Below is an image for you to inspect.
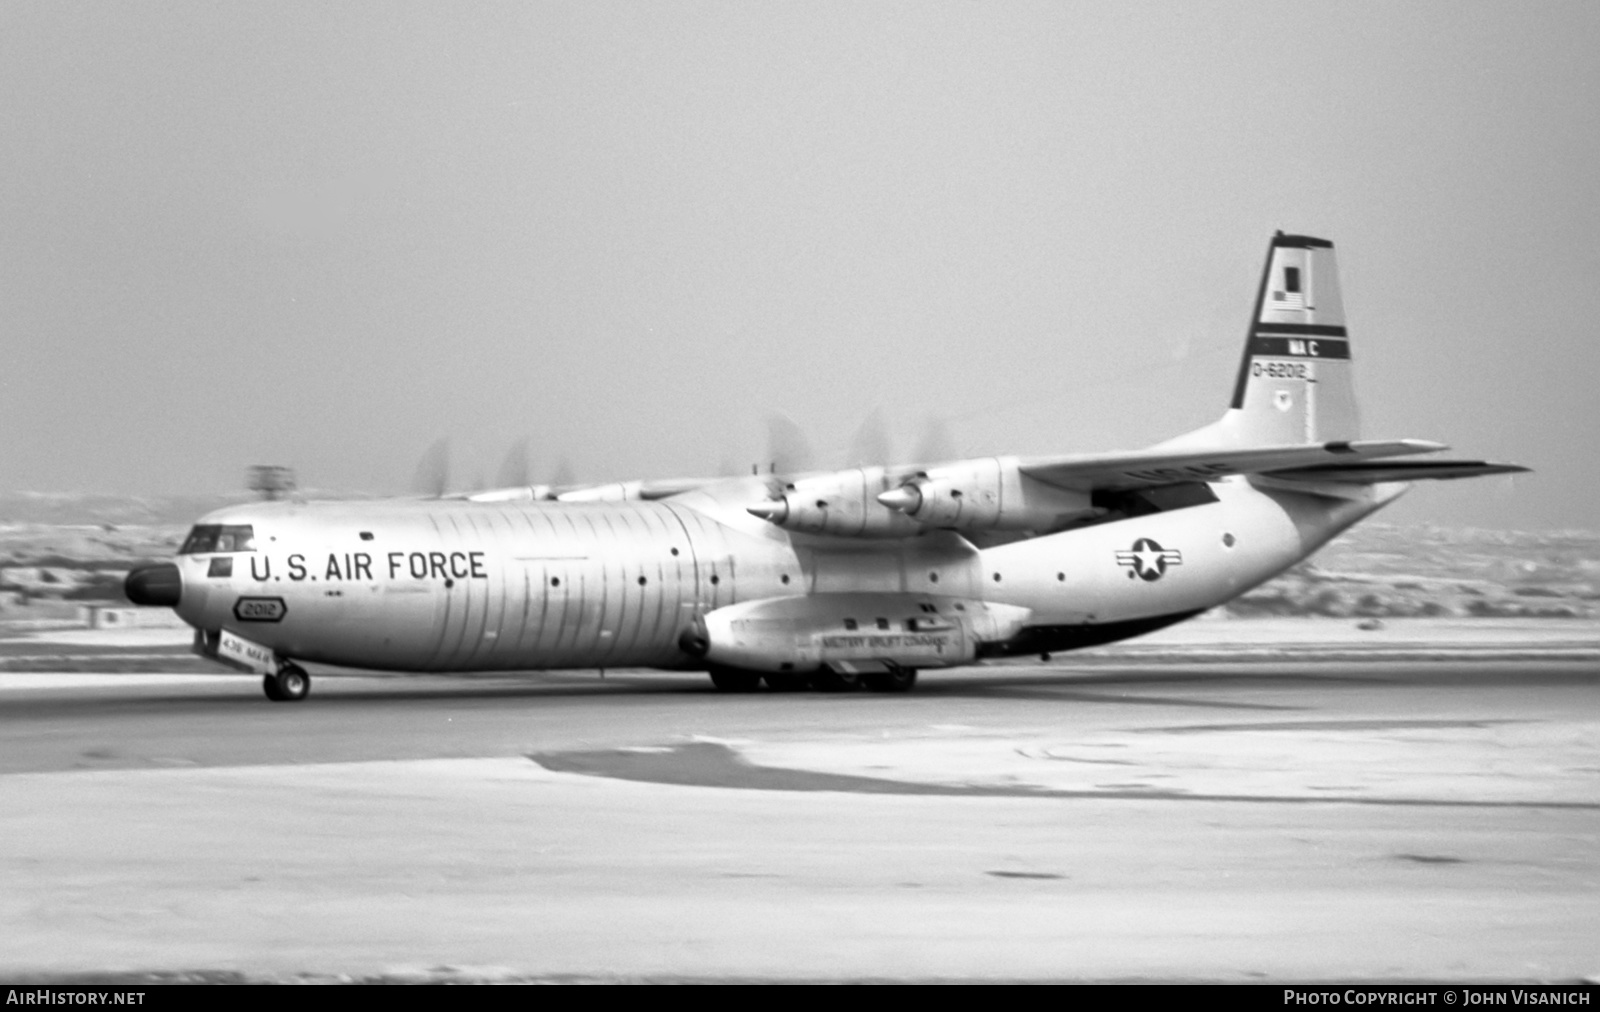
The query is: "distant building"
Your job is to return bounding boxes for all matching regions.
[0,566,82,598]
[79,604,189,629]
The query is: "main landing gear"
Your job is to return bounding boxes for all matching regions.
[707,666,762,692]
[862,666,918,693]
[262,662,311,702]
[815,667,919,692]
[707,665,918,694]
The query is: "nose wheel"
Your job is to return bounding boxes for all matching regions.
[262,663,311,702]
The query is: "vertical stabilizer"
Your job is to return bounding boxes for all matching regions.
[1224,232,1360,444]
[1162,233,1362,451]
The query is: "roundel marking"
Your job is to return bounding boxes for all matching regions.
[1115,538,1184,582]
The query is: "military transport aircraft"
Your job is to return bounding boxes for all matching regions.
[125,233,1524,701]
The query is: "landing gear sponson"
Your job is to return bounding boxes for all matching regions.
[708,665,917,694]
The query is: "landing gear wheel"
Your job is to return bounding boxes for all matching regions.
[763,672,809,692]
[863,666,918,693]
[708,666,762,693]
[810,669,861,693]
[263,663,311,702]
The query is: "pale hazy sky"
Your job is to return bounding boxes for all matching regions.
[2,1,1596,529]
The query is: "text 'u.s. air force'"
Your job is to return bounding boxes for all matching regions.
[243,551,488,583]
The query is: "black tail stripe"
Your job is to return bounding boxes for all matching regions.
[1271,234,1334,250]
[1247,336,1352,360]
[1251,323,1348,337]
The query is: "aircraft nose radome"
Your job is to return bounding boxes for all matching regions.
[125,563,182,607]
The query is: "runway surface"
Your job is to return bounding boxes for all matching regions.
[2,656,1597,983]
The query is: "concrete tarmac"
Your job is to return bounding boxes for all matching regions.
[1,658,1597,983]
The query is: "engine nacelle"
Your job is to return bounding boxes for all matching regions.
[876,456,1098,531]
[746,467,923,538]
[466,485,558,503]
[686,593,1032,673]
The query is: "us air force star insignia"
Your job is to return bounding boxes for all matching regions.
[1115,538,1183,582]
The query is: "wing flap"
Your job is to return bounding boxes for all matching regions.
[1018,439,1446,492]
[1260,460,1529,484]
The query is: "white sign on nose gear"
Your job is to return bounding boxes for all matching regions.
[217,630,277,674]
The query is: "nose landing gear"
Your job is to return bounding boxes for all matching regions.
[196,629,309,701]
[262,662,311,702]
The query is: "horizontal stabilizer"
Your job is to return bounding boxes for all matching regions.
[1259,460,1529,485]
[1018,439,1445,493]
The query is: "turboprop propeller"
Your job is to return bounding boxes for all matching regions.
[419,411,956,513]
[744,411,964,533]
[846,407,892,470]
[410,437,452,498]
[495,437,533,489]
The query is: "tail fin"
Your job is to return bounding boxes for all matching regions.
[1149,234,1527,486]
[1222,232,1360,445]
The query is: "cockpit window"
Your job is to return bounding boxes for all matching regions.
[179,524,256,554]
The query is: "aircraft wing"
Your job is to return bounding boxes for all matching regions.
[1016,439,1449,493]
[636,477,724,500]
[464,476,725,503]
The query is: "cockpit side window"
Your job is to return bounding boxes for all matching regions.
[214,525,255,552]
[179,526,218,554]
[179,524,256,554]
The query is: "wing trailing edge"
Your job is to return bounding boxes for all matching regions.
[1017,439,1447,493]
[1256,460,1529,485]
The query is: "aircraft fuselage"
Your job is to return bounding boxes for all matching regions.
[172,476,1393,673]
